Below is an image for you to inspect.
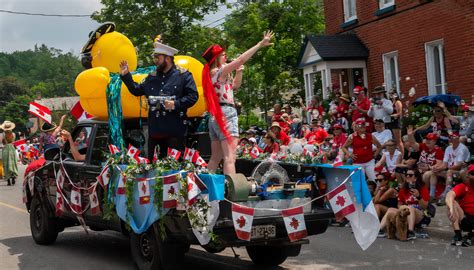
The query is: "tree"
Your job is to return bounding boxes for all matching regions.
[92,0,225,64]
[222,0,325,113]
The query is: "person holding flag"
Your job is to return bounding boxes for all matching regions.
[0,121,18,185]
[202,31,274,174]
[39,114,67,152]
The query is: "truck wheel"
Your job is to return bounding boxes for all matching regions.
[130,227,161,270]
[246,245,299,266]
[29,196,58,245]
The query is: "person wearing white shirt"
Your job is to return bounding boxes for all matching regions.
[430,132,470,205]
[368,86,393,124]
[372,119,393,151]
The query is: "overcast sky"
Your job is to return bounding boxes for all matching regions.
[0,0,232,55]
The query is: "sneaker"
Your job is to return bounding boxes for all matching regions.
[451,235,462,246]
[377,230,386,238]
[436,197,446,206]
[462,236,472,247]
[339,218,350,227]
[429,197,437,204]
[407,231,416,241]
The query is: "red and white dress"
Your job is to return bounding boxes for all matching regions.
[212,68,234,105]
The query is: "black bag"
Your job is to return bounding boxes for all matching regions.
[427,203,436,218]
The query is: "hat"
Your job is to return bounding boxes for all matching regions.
[425,133,439,141]
[340,94,350,103]
[461,104,470,112]
[41,122,58,132]
[353,86,364,95]
[202,44,224,65]
[449,131,460,138]
[0,120,15,131]
[153,36,178,56]
[372,86,386,94]
[332,123,343,130]
[81,22,116,54]
[374,118,385,124]
[271,122,281,129]
[249,137,257,144]
[468,164,474,173]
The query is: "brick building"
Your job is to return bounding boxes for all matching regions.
[298,0,474,103]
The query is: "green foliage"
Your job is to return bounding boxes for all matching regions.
[404,104,432,128]
[238,111,266,131]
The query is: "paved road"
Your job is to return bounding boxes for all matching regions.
[1,165,473,270]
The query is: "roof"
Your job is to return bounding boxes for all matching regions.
[297,34,369,67]
[35,96,80,111]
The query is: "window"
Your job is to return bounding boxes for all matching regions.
[382,51,400,94]
[379,0,395,9]
[425,40,446,95]
[90,127,109,166]
[343,0,357,22]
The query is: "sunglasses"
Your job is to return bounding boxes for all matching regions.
[376,178,385,181]
[434,110,442,113]
[406,173,415,177]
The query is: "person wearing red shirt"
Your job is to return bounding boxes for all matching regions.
[341,118,382,182]
[300,96,324,122]
[350,86,373,132]
[270,122,290,146]
[445,164,474,246]
[271,104,283,122]
[380,169,429,240]
[407,126,445,201]
[331,123,347,150]
[263,132,280,154]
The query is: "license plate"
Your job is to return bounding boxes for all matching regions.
[251,225,276,239]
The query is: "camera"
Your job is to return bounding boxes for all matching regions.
[408,183,416,190]
[394,166,407,174]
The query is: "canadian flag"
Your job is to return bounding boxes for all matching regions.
[28,102,52,124]
[137,178,150,204]
[56,167,66,190]
[327,184,356,221]
[187,173,206,206]
[249,146,261,159]
[138,157,150,164]
[303,148,315,158]
[13,139,27,152]
[184,148,196,162]
[193,151,207,167]
[55,192,65,216]
[231,203,254,241]
[332,150,344,167]
[163,174,179,208]
[108,144,121,155]
[70,101,93,121]
[167,148,181,161]
[282,206,307,242]
[127,144,140,162]
[117,174,126,195]
[27,172,35,196]
[153,145,160,162]
[70,187,82,213]
[96,166,110,188]
[88,186,101,215]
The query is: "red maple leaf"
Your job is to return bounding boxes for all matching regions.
[168,185,175,195]
[36,110,45,116]
[290,217,299,230]
[74,195,80,204]
[236,216,246,228]
[336,195,346,207]
[187,182,194,192]
[141,183,147,194]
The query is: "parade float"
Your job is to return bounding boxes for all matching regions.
[23,23,378,269]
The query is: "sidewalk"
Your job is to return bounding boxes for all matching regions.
[422,205,455,240]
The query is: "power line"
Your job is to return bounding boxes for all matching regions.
[0,9,91,17]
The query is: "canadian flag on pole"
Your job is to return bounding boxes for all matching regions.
[332,150,344,167]
[28,102,52,124]
[282,206,307,242]
[88,186,101,215]
[137,178,150,204]
[327,184,356,221]
[163,174,179,208]
[117,175,126,195]
[153,145,160,162]
[138,157,150,164]
[231,203,254,241]
[249,146,261,159]
[127,144,140,163]
[167,148,181,161]
[192,151,207,167]
[70,187,82,213]
[13,139,27,152]
[96,166,110,188]
[184,148,196,162]
[108,144,121,155]
[187,173,206,206]
[70,101,93,121]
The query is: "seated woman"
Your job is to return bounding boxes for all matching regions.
[263,132,279,154]
[373,173,398,219]
[375,139,402,178]
[379,169,429,240]
[61,130,86,161]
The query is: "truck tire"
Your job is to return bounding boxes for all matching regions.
[246,244,300,266]
[130,227,161,270]
[29,195,58,245]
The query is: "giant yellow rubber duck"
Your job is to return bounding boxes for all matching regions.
[75,22,206,119]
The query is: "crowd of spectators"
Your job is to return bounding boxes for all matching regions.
[237,86,474,246]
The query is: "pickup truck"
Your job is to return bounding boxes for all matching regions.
[24,119,333,269]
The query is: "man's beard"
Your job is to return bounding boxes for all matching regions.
[156,61,167,72]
